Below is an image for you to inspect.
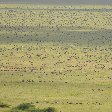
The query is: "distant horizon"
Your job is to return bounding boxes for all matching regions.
[0,0,112,5]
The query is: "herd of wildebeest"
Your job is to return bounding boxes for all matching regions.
[0,5,112,112]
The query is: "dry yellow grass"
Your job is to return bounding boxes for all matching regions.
[0,4,112,112]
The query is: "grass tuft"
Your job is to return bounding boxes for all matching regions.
[0,102,10,108]
[45,107,56,112]
[10,103,56,112]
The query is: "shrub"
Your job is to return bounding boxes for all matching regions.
[10,103,56,112]
[14,103,35,111]
[0,102,9,108]
[46,107,56,112]
[30,109,46,112]
[30,107,56,112]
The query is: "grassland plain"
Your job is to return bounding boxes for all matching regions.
[0,4,112,112]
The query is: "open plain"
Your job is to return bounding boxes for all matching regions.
[0,4,112,112]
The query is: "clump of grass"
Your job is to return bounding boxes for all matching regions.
[0,102,10,108]
[12,103,35,111]
[31,107,56,112]
[45,107,56,112]
[10,103,56,112]
[30,107,56,112]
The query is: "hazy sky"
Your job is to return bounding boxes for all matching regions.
[0,0,112,5]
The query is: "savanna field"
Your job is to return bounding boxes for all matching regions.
[0,4,112,112]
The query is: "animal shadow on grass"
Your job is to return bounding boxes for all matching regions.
[10,103,56,112]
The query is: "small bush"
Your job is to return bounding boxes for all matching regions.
[10,103,56,112]
[46,107,56,112]
[30,109,46,112]
[30,107,56,112]
[0,102,9,108]
[14,103,35,111]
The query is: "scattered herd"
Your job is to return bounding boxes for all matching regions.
[0,5,112,109]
